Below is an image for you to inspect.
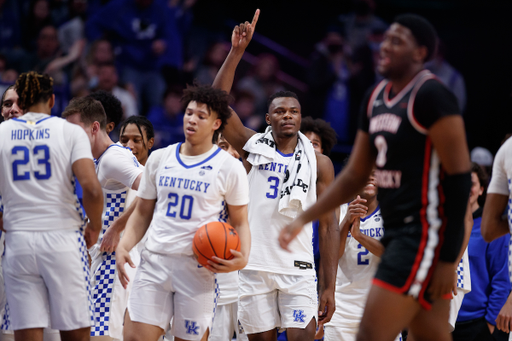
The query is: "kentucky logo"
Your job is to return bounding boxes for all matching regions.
[185,320,199,335]
[293,310,306,323]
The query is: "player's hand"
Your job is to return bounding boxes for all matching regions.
[314,325,324,340]
[318,288,335,326]
[231,9,260,51]
[279,218,305,251]
[488,322,495,334]
[496,294,512,332]
[116,246,135,289]
[207,250,247,273]
[427,260,457,300]
[152,39,166,56]
[349,218,362,239]
[84,221,101,249]
[100,226,121,253]
[347,195,368,224]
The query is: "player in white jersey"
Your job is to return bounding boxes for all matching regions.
[0,71,104,341]
[116,84,251,341]
[62,97,143,340]
[209,133,248,341]
[482,136,512,335]
[213,11,339,341]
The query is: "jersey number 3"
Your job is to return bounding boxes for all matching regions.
[12,145,52,181]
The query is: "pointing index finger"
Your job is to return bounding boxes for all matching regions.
[252,9,260,29]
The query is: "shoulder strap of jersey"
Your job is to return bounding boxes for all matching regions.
[407,71,437,135]
[367,80,388,118]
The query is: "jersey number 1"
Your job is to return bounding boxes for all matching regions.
[12,145,52,181]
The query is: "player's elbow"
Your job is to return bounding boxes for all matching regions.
[481,223,497,243]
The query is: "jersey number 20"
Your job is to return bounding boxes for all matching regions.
[12,145,52,181]
[166,193,194,220]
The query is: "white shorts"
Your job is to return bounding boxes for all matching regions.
[2,230,93,331]
[128,250,216,340]
[209,302,248,341]
[323,325,402,341]
[238,270,317,334]
[449,290,466,331]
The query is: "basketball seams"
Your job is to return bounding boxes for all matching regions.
[205,224,219,257]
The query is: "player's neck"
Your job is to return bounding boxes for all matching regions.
[92,132,114,159]
[273,133,298,155]
[26,103,51,115]
[181,140,214,156]
[364,196,379,218]
[389,65,424,94]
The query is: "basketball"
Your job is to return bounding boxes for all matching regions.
[192,221,241,267]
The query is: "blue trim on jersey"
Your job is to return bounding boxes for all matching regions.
[276,149,294,157]
[175,142,222,169]
[11,118,27,123]
[360,205,380,222]
[95,143,129,165]
[36,116,53,124]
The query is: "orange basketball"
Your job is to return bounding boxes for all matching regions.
[192,221,241,267]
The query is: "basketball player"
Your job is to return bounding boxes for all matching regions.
[62,97,143,340]
[323,171,402,341]
[116,84,250,341]
[0,71,104,341]
[209,133,247,341]
[280,14,471,341]
[1,85,21,121]
[213,10,339,341]
[300,117,337,156]
[88,90,125,135]
[119,116,156,166]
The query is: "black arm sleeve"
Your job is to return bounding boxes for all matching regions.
[413,79,460,129]
[439,172,471,262]
[358,86,375,133]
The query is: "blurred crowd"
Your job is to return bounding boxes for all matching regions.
[0,0,467,151]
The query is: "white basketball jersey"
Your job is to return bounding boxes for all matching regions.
[244,151,315,276]
[216,272,239,305]
[487,138,512,284]
[328,204,384,327]
[138,143,249,256]
[94,144,143,245]
[0,113,93,231]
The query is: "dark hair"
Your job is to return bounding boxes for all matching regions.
[181,84,232,132]
[15,72,54,110]
[119,116,155,149]
[87,90,123,128]
[267,91,299,110]
[300,117,337,156]
[62,96,107,130]
[1,85,15,107]
[471,162,488,207]
[394,14,437,62]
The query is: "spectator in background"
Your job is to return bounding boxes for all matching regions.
[194,41,229,86]
[23,0,53,52]
[232,90,262,131]
[336,0,387,51]
[236,53,284,113]
[86,0,180,113]
[0,55,19,95]
[96,62,138,119]
[471,146,494,179]
[147,85,184,149]
[307,29,350,143]
[26,25,67,83]
[58,0,88,54]
[452,163,510,341]
[0,0,22,52]
[427,41,467,113]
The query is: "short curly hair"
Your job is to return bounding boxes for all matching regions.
[87,90,123,128]
[181,84,232,133]
[300,117,337,156]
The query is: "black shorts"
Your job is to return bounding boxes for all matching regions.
[373,221,453,310]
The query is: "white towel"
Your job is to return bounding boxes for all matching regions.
[243,127,317,218]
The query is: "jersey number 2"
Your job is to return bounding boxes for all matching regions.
[12,145,52,181]
[357,243,369,265]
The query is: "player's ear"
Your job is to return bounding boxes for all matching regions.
[414,46,428,63]
[265,113,271,125]
[92,121,101,135]
[48,94,55,109]
[106,122,115,134]
[212,118,221,131]
[147,137,155,150]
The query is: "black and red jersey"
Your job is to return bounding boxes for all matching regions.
[359,70,460,229]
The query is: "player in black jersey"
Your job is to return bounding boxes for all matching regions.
[280,14,471,341]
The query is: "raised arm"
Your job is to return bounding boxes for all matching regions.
[316,153,340,326]
[212,10,260,160]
